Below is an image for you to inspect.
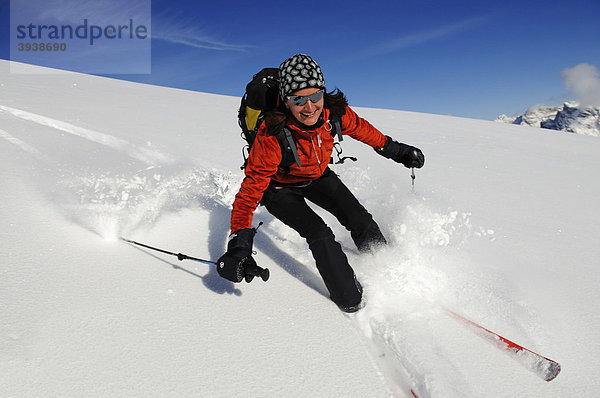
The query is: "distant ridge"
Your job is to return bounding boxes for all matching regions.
[496,102,600,137]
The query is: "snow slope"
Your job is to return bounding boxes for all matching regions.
[2,60,599,397]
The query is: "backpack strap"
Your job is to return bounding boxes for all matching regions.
[273,127,301,172]
[281,127,302,167]
[328,111,358,165]
[329,113,343,142]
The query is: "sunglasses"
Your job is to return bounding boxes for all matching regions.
[286,89,324,106]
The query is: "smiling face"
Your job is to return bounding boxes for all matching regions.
[285,87,324,126]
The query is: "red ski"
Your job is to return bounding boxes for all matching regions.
[444,307,561,382]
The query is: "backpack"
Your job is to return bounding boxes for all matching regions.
[237,67,354,172]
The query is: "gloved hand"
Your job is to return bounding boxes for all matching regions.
[217,228,262,283]
[375,136,425,168]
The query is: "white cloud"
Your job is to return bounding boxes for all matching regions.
[561,63,600,108]
[19,1,252,52]
[152,32,250,52]
[152,14,251,52]
[361,15,490,58]
[20,0,150,25]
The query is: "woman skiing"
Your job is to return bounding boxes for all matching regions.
[217,54,424,312]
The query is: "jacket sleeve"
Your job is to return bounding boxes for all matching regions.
[340,106,388,148]
[230,132,281,232]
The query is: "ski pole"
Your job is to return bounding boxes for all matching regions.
[120,237,270,282]
[408,147,421,192]
[121,237,215,264]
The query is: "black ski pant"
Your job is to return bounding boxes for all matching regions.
[261,168,386,307]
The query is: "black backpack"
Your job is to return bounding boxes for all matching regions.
[237,67,353,171]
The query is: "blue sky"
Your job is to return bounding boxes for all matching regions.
[2,0,600,120]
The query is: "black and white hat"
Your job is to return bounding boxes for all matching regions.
[279,54,325,99]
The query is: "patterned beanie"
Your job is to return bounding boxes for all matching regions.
[279,54,326,99]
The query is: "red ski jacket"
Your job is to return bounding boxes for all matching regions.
[230,106,388,232]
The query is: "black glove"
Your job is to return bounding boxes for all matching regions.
[375,136,425,168]
[217,228,263,283]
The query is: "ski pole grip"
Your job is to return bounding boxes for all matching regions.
[244,264,270,282]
